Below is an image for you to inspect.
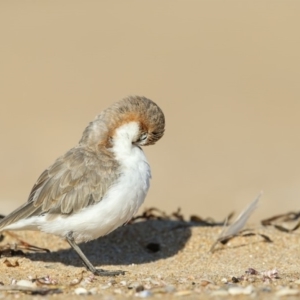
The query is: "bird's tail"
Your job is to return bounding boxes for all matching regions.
[0,201,41,232]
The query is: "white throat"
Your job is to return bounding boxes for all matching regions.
[111,121,140,160]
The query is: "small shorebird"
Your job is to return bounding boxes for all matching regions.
[0,96,165,276]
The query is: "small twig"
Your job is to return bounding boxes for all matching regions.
[261,211,300,232]
[4,231,50,252]
[261,212,300,226]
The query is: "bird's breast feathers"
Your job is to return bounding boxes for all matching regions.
[39,146,151,242]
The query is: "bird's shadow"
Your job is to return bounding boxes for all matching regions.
[26,220,192,267]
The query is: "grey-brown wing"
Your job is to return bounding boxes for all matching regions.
[0,147,120,230]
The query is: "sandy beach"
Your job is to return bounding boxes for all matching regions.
[0,213,300,299]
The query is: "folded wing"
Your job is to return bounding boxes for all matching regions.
[0,146,120,230]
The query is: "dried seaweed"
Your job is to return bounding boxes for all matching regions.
[0,231,50,257]
[241,232,272,243]
[274,222,300,232]
[130,207,227,227]
[261,211,300,232]
[5,231,50,252]
[130,207,182,222]
[261,212,300,225]
[217,230,272,246]
[189,214,232,226]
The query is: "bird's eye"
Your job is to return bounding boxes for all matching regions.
[139,133,148,142]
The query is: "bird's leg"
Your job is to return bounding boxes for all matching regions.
[66,232,125,276]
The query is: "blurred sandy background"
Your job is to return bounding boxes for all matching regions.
[0,1,299,222]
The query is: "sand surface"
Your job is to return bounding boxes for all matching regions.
[0,217,300,299]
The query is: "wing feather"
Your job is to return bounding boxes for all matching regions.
[0,146,120,231]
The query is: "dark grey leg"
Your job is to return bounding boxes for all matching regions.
[66,232,125,276]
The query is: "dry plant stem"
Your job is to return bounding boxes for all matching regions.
[261,212,300,226]
[261,211,300,232]
[66,232,125,276]
[5,231,50,252]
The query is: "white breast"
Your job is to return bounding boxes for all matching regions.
[38,122,151,242]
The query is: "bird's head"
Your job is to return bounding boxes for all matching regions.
[80,96,165,151]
